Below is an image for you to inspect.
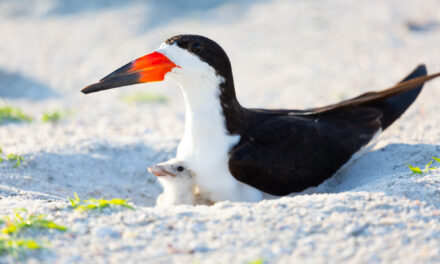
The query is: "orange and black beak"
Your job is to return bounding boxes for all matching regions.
[81,51,178,94]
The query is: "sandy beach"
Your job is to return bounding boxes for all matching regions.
[1,0,440,263]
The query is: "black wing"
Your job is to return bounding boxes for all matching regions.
[228,107,382,195]
[229,65,436,195]
[250,65,432,130]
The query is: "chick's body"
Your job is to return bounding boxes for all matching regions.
[149,158,213,206]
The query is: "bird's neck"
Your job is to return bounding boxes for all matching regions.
[218,77,246,134]
[179,74,243,136]
[176,74,242,161]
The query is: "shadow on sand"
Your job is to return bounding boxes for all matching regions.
[50,0,266,31]
[0,69,58,100]
[320,143,440,208]
[2,0,264,31]
[47,0,260,16]
[0,141,175,206]
[2,139,439,208]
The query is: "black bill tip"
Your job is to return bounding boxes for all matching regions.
[81,73,142,94]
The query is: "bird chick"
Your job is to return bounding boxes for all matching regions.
[148,158,213,207]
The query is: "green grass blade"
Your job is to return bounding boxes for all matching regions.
[0,106,33,124]
[69,198,77,207]
[248,259,264,264]
[432,157,440,163]
[406,163,423,174]
[23,240,41,250]
[6,154,24,168]
[110,199,135,210]
[121,92,168,104]
[1,212,66,235]
[69,193,135,212]
[33,220,67,231]
[41,111,62,123]
[424,160,433,172]
[2,225,18,235]
[0,238,42,257]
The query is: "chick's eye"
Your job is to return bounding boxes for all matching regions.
[177,166,184,172]
[189,42,202,54]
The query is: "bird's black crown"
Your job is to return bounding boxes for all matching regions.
[165,34,233,80]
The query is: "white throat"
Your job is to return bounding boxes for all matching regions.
[157,177,195,205]
[157,44,263,202]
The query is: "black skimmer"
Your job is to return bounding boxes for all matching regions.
[82,35,440,201]
[149,158,213,206]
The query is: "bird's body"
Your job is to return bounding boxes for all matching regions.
[160,44,264,201]
[82,35,440,202]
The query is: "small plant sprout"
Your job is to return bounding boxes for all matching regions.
[247,259,265,264]
[1,210,67,235]
[407,163,423,174]
[406,157,440,174]
[69,193,135,212]
[41,109,73,123]
[41,110,62,123]
[121,92,168,104]
[6,154,24,168]
[0,209,66,258]
[0,106,32,124]
[0,237,42,258]
[432,157,440,163]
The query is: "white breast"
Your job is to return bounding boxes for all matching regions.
[157,44,263,202]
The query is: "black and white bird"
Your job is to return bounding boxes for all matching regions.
[82,35,440,202]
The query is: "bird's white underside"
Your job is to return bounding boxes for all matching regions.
[157,44,263,202]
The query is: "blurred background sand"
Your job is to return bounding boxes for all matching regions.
[0,0,440,263]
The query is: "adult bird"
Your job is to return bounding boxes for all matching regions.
[82,35,440,202]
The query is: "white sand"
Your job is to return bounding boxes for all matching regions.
[0,0,440,263]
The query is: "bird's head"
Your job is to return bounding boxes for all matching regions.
[148,158,193,180]
[81,35,232,94]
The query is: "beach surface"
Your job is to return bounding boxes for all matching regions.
[0,0,440,263]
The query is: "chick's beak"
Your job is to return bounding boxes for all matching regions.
[148,166,171,177]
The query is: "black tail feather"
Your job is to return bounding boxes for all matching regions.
[366,65,427,129]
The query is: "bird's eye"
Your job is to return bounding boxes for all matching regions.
[189,42,202,54]
[177,166,184,172]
